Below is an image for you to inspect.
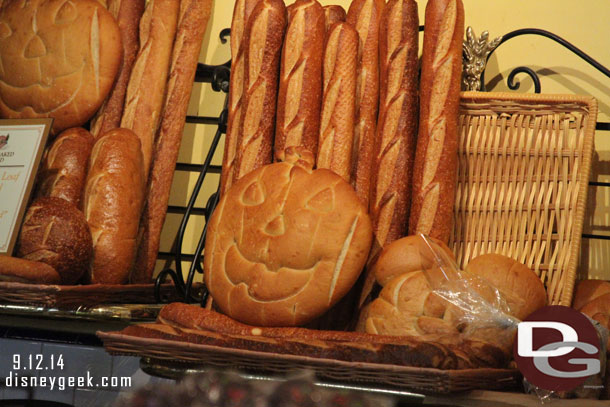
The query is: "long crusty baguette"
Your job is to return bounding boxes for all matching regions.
[274,0,325,162]
[370,0,419,249]
[120,0,180,179]
[35,128,94,209]
[409,0,464,243]
[323,5,346,31]
[153,303,508,369]
[131,0,213,283]
[346,0,384,207]
[84,129,145,284]
[317,22,358,182]
[359,0,419,308]
[220,0,258,197]
[0,256,61,285]
[232,0,287,182]
[90,0,145,139]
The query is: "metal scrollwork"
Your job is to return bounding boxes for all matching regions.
[462,27,502,91]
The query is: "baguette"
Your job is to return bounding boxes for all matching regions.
[220,0,259,196]
[154,303,507,369]
[84,129,145,284]
[120,0,180,179]
[0,256,61,285]
[232,0,287,182]
[409,0,464,243]
[35,128,94,209]
[131,0,213,283]
[346,0,384,206]
[274,0,325,162]
[323,5,346,31]
[90,0,146,139]
[360,0,419,308]
[317,22,358,181]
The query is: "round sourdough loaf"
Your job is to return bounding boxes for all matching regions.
[17,197,92,285]
[204,147,373,326]
[0,0,122,134]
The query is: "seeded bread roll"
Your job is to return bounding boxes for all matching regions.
[409,0,465,243]
[131,0,213,283]
[346,0,385,206]
[317,22,358,182]
[220,0,259,196]
[84,129,145,284]
[35,128,94,209]
[120,0,180,179]
[232,0,287,182]
[90,0,146,138]
[274,0,325,162]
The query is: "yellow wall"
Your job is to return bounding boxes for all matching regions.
[161,0,610,281]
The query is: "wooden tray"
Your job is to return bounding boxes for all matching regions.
[0,282,196,308]
[98,330,521,394]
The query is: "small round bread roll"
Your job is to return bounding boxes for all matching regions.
[0,256,61,285]
[465,254,547,321]
[373,235,455,287]
[204,147,373,326]
[0,0,122,134]
[572,279,610,311]
[17,197,93,284]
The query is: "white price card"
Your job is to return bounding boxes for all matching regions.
[0,118,52,255]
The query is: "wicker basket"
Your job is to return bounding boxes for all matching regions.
[451,92,597,306]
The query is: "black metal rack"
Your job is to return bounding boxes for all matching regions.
[154,27,610,305]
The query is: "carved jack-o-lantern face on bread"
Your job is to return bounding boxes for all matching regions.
[0,0,121,134]
[204,148,373,327]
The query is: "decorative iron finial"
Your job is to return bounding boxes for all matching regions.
[463,27,502,91]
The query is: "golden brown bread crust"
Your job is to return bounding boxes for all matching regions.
[131,0,213,284]
[274,0,325,162]
[346,0,385,206]
[205,147,372,326]
[84,129,145,284]
[17,197,93,285]
[572,279,610,311]
[317,22,358,182]
[409,0,464,243]
[35,128,94,209]
[0,0,122,135]
[465,254,547,320]
[371,0,419,250]
[232,0,287,182]
[577,293,610,350]
[155,303,507,368]
[323,5,346,31]
[0,256,61,285]
[120,0,180,179]
[90,0,146,139]
[220,0,259,196]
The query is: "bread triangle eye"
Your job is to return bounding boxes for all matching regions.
[0,22,11,40]
[241,181,265,206]
[24,34,46,58]
[54,0,78,25]
[306,187,334,212]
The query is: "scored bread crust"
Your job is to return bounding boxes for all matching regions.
[35,128,94,209]
[317,22,358,182]
[84,129,145,284]
[0,0,122,135]
[205,148,372,327]
[409,0,465,243]
[346,0,385,207]
[322,4,346,31]
[232,0,287,182]
[120,0,180,179]
[220,0,259,196]
[131,0,213,283]
[90,0,146,139]
[274,0,325,162]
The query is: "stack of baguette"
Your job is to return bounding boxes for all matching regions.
[220,0,464,314]
[0,0,213,286]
